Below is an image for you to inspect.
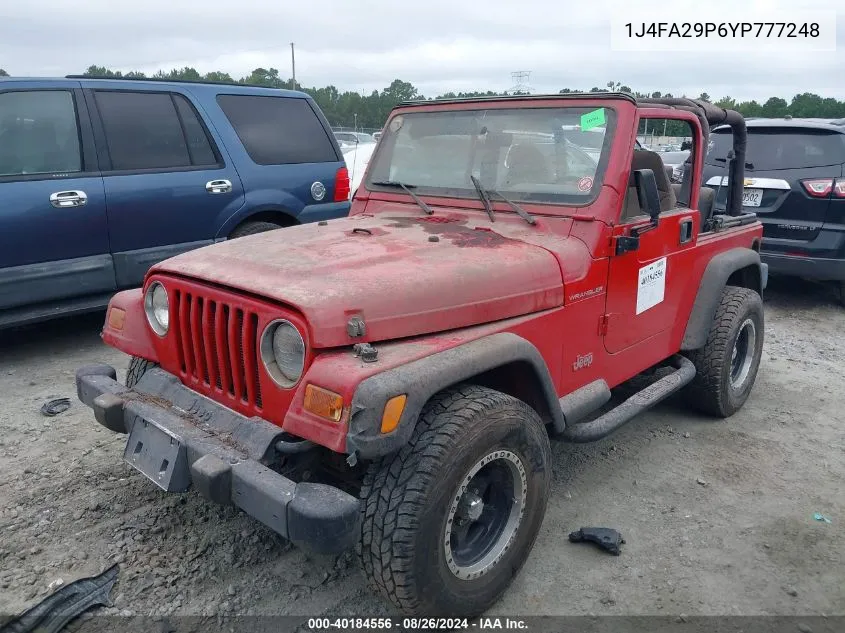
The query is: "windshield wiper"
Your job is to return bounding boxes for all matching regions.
[470,176,536,225]
[470,175,496,222]
[371,180,433,215]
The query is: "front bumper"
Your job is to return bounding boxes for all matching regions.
[75,364,360,555]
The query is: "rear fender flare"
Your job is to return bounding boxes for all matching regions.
[345,332,564,459]
[681,247,764,350]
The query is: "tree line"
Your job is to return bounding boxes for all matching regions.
[2,66,844,131]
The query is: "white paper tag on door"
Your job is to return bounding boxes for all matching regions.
[636,257,667,315]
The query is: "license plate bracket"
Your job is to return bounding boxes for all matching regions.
[123,418,190,492]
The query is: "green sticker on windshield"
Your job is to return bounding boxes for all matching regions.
[581,108,606,131]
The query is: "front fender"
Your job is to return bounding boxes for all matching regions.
[345,332,563,459]
[101,289,158,362]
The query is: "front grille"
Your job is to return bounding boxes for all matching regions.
[172,289,263,410]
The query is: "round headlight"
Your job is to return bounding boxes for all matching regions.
[260,320,305,388]
[144,282,169,336]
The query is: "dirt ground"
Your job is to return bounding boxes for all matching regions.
[1,277,843,627]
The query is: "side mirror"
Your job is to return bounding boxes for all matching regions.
[633,168,661,223]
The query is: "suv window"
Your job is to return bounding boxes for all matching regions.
[95,91,217,171]
[217,94,337,165]
[706,127,845,170]
[0,90,81,177]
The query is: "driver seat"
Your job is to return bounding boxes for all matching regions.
[621,149,677,221]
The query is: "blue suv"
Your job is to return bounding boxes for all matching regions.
[0,76,351,328]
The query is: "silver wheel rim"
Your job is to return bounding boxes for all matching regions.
[443,449,527,581]
[730,318,757,389]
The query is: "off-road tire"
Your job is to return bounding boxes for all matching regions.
[356,385,552,617]
[228,221,282,239]
[126,357,158,388]
[685,286,764,417]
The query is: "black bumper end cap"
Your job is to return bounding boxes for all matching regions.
[191,454,233,506]
[93,393,127,433]
[287,482,361,555]
[76,363,118,381]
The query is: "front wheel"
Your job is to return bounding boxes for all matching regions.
[685,286,764,417]
[357,385,551,616]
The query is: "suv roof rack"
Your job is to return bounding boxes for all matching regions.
[64,74,292,90]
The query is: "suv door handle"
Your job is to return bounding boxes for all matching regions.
[679,218,694,244]
[50,190,88,208]
[206,179,232,194]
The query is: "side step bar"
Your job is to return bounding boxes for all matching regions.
[561,355,696,443]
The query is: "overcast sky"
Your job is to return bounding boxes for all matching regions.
[2,0,842,102]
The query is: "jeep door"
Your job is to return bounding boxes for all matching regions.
[0,82,114,321]
[81,83,245,288]
[603,116,701,356]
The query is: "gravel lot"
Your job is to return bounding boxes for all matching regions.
[1,277,843,627]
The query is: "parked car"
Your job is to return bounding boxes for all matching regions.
[660,150,690,183]
[0,76,350,328]
[334,131,375,147]
[372,131,382,141]
[342,141,377,198]
[703,117,845,303]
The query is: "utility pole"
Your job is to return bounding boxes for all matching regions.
[290,42,296,91]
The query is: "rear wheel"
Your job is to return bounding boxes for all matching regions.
[228,221,282,239]
[357,385,551,616]
[126,357,158,388]
[685,286,764,417]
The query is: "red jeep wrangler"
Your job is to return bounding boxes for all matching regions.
[76,94,766,616]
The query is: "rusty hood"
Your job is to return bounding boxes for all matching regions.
[152,209,565,348]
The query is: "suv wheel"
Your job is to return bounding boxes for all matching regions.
[685,286,764,417]
[228,221,282,239]
[357,385,551,616]
[126,356,158,388]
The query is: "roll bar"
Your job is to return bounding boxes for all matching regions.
[637,98,747,216]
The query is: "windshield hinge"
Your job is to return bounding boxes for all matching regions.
[598,314,609,336]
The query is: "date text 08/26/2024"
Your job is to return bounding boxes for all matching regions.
[306,617,528,630]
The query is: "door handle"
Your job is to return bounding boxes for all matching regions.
[50,190,88,208]
[679,218,694,244]
[206,179,232,194]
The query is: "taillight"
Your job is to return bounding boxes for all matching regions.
[334,166,350,202]
[833,179,845,198]
[801,178,834,197]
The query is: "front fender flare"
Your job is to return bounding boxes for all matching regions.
[681,247,763,351]
[101,289,158,362]
[345,332,563,459]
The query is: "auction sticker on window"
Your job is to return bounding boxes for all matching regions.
[636,257,666,315]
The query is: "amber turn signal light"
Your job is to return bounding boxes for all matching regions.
[108,307,126,331]
[381,395,407,434]
[303,384,344,422]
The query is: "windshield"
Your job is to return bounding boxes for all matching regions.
[706,127,845,170]
[366,106,615,205]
